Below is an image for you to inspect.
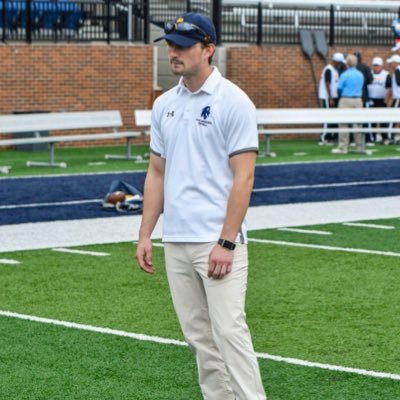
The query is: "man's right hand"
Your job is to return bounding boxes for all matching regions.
[136,238,156,274]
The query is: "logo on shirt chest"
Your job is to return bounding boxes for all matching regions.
[196,106,212,127]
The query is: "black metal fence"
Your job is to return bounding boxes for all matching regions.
[1,0,399,45]
[222,4,400,46]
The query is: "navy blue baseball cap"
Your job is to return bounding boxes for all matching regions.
[154,12,217,48]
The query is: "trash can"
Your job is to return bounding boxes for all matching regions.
[13,111,49,152]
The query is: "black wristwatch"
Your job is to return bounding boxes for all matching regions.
[217,238,236,251]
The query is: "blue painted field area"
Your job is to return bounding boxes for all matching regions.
[1,159,399,225]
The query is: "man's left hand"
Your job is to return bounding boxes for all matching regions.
[208,245,234,279]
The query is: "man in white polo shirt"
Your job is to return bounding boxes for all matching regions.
[367,56,392,143]
[135,12,266,400]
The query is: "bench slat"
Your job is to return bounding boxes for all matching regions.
[256,108,400,125]
[134,108,400,126]
[0,131,141,147]
[0,111,123,134]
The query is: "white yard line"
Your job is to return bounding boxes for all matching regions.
[52,248,110,257]
[0,199,101,210]
[343,222,396,230]
[252,179,400,192]
[3,177,398,210]
[248,238,400,257]
[0,309,399,381]
[0,259,20,265]
[0,169,148,181]
[277,228,332,235]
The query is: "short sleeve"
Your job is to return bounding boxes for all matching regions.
[224,95,259,158]
[325,68,332,83]
[386,74,392,88]
[149,100,164,157]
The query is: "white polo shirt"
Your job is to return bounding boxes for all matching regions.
[150,67,258,243]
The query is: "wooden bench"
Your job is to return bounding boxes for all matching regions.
[0,110,144,172]
[132,108,400,158]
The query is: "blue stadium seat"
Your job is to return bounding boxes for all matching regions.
[0,1,22,29]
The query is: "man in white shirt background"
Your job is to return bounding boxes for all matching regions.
[367,56,392,144]
[318,52,346,145]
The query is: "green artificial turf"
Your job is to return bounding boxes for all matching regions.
[1,219,400,399]
[1,140,400,177]
[1,316,399,400]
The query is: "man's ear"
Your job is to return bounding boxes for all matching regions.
[205,43,216,59]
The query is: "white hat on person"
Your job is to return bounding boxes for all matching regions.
[372,57,383,66]
[332,52,345,63]
[386,54,400,63]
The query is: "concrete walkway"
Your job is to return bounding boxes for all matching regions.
[1,195,399,253]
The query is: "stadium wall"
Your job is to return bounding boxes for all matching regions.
[226,45,394,108]
[0,43,153,146]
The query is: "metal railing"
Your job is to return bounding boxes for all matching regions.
[1,0,149,43]
[1,0,399,45]
[224,4,400,45]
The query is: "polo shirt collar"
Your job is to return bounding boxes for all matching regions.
[177,67,222,95]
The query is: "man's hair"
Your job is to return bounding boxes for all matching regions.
[346,54,358,67]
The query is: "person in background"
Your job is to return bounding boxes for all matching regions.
[135,12,267,400]
[331,54,365,154]
[367,57,392,144]
[354,52,374,144]
[318,52,346,145]
[386,54,400,144]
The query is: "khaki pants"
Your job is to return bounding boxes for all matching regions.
[164,242,266,400]
[338,97,364,152]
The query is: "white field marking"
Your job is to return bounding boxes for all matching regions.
[248,238,400,257]
[256,156,400,167]
[152,242,165,248]
[0,169,148,181]
[52,248,110,257]
[0,199,101,210]
[255,353,400,381]
[0,309,399,381]
[277,228,332,235]
[293,152,308,156]
[343,222,396,230]
[87,162,107,166]
[2,179,398,210]
[0,259,20,265]
[252,178,400,193]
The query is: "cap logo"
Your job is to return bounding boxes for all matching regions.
[176,17,184,23]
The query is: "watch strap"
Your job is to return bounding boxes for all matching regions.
[217,238,236,250]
